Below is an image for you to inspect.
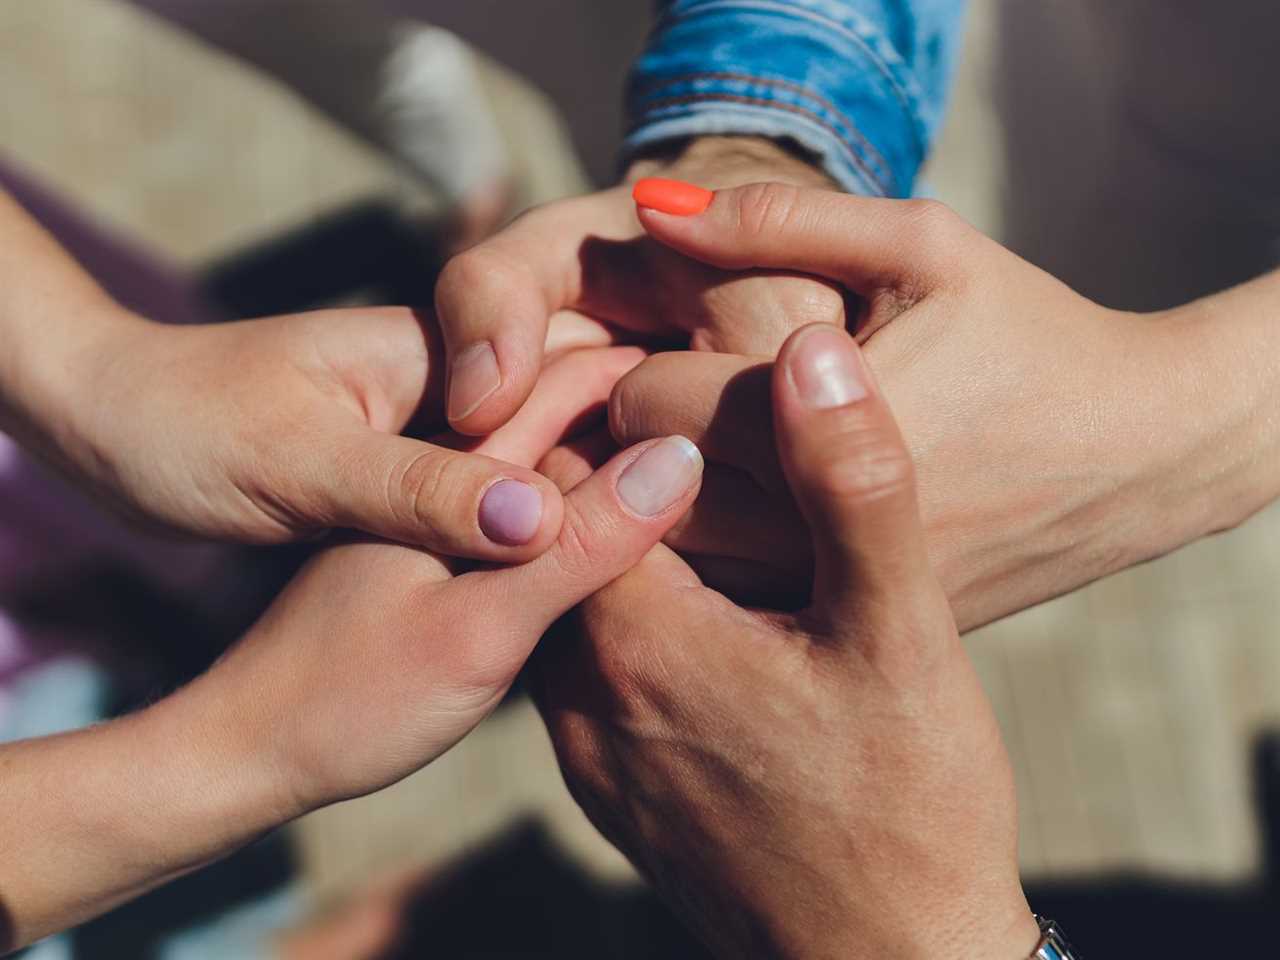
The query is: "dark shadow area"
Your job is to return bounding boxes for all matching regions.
[71,833,297,960]
[9,545,309,712]
[1018,732,1280,954]
[684,360,812,611]
[201,200,442,318]
[369,820,712,960]
[363,730,1280,958]
[0,902,15,959]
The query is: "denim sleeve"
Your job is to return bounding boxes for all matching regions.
[624,0,968,197]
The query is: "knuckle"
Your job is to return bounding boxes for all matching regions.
[608,353,679,443]
[393,450,475,541]
[442,622,531,701]
[538,446,587,494]
[898,199,964,259]
[865,199,968,317]
[608,366,655,444]
[901,197,958,233]
[437,247,527,310]
[550,503,615,583]
[607,373,637,444]
[815,424,917,506]
[795,278,848,327]
[734,182,804,246]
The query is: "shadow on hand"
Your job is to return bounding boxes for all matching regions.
[683,361,812,611]
[576,234,853,355]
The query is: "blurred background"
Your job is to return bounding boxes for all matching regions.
[4,1,1280,957]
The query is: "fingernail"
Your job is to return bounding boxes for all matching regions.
[479,479,544,546]
[632,178,714,217]
[448,342,501,422]
[617,436,703,517]
[788,325,869,409]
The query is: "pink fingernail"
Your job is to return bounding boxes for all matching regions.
[617,436,703,517]
[788,325,868,409]
[479,479,543,545]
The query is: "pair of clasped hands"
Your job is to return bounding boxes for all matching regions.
[19,142,1213,953]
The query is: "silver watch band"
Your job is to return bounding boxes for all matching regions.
[1030,916,1078,959]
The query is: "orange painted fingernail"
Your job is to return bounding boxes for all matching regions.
[632,178,714,217]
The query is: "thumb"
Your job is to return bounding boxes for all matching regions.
[771,323,944,633]
[476,435,704,631]
[320,429,565,562]
[633,178,964,298]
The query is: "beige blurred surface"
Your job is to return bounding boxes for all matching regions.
[4,0,1280,927]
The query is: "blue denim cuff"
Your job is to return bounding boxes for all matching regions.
[625,0,966,197]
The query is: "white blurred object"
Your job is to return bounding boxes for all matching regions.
[131,3,518,240]
[380,25,511,208]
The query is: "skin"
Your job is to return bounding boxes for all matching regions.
[609,182,1280,630]
[0,189,610,562]
[432,135,848,441]
[534,325,1041,960]
[436,135,1280,628]
[0,346,704,952]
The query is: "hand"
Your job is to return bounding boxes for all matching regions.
[433,136,847,438]
[182,346,704,813]
[616,180,1219,630]
[0,190,608,561]
[63,307,608,561]
[0,345,705,952]
[535,325,1040,960]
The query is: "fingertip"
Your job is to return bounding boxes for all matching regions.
[632,178,714,217]
[478,478,545,546]
[475,470,564,560]
[446,341,539,436]
[614,435,704,520]
[774,323,874,417]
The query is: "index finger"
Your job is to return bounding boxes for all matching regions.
[434,189,641,436]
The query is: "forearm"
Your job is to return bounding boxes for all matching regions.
[0,191,141,468]
[0,683,293,952]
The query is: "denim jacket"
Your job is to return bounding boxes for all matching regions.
[625,0,968,197]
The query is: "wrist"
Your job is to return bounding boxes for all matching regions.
[1163,287,1280,536]
[0,686,296,948]
[765,896,1040,960]
[132,681,301,858]
[624,136,839,191]
[169,664,312,832]
[1,303,147,471]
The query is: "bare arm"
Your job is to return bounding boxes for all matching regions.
[0,346,702,952]
[0,191,138,470]
[0,189,590,560]
[608,181,1280,630]
[0,687,290,950]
